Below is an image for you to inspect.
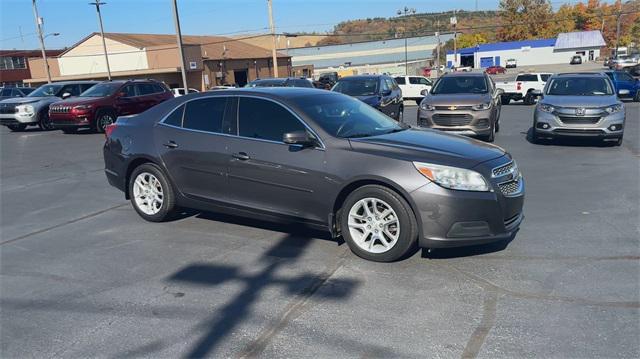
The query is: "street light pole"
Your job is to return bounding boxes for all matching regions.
[89,1,111,80]
[267,0,278,78]
[171,0,188,90]
[396,6,416,76]
[31,0,51,83]
[451,11,458,68]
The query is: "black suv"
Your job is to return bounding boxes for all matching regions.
[332,75,404,121]
[245,78,314,88]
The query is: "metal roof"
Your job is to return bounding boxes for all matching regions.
[554,31,606,50]
[448,38,556,55]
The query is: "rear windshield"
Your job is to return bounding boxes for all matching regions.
[430,76,488,94]
[546,77,613,96]
[332,78,379,96]
[80,82,122,97]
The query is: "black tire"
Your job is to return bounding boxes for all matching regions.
[613,137,623,146]
[6,124,27,132]
[480,122,496,142]
[415,99,422,105]
[396,106,404,122]
[94,109,116,133]
[38,111,54,131]
[531,128,541,144]
[340,185,418,262]
[128,163,177,222]
[635,91,640,102]
[495,119,500,133]
[501,96,510,105]
[523,93,534,105]
[61,128,78,134]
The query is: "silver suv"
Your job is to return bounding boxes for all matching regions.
[532,73,625,146]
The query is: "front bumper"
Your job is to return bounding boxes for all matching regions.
[410,158,524,249]
[0,113,38,125]
[534,108,625,139]
[417,108,493,137]
[50,113,94,128]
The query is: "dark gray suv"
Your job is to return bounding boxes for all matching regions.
[104,88,524,262]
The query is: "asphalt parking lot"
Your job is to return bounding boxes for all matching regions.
[1,101,639,358]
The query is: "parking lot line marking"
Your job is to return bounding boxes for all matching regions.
[0,203,128,246]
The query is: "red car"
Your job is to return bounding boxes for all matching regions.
[49,79,173,133]
[485,66,507,75]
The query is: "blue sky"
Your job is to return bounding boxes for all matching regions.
[1,0,585,50]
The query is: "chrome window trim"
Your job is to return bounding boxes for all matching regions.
[157,94,326,150]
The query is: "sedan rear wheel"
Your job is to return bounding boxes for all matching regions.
[129,163,176,222]
[341,185,418,262]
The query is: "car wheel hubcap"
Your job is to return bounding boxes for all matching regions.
[133,172,164,215]
[348,197,399,254]
[99,115,114,131]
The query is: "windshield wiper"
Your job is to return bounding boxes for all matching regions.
[343,133,375,138]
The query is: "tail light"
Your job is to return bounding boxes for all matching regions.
[517,82,522,91]
[104,123,117,139]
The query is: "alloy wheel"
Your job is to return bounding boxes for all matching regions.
[347,197,400,254]
[132,172,164,215]
[97,114,115,133]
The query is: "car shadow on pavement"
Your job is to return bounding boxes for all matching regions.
[524,127,620,147]
[159,231,359,358]
[421,232,517,259]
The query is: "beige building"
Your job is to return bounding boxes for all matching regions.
[26,32,291,89]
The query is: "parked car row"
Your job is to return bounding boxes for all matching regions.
[0,79,174,133]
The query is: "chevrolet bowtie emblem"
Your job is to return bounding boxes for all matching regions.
[448,106,457,111]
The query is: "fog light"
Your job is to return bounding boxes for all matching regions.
[536,122,550,129]
[608,124,623,131]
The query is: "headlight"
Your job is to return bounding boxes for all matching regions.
[74,105,93,111]
[16,104,35,115]
[413,162,490,192]
[605,104,623,114]
[420,103,435,111]
[472,102,492,111]
[538,103,555,113]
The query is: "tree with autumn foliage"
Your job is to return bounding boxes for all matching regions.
[496,0,555,41]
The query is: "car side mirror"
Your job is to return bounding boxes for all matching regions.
[420,89,429,96]
[618,89,630,96]
[61,92,72,99]
[283,130,315,147]
[381,89,392,96]
[495,88,504,96]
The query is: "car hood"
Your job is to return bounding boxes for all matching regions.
[0,96,56,105]
[541,95,619,108]
[424,93,491,106]
[51,97,101,106]
[349,128,506,168]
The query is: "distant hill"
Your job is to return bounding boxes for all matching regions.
[235,34,325,50]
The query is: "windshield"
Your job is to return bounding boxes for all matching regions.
[293,93,407,138]
[546,77,613,96]
[28,84,63,97]
[80,82,122,97]
[430,76,488,94]
[245,79,285,87]
[332,78,379,96]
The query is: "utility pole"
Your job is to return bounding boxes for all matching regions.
[396,6,416,75]
[267,0,278,78]
[31,0,51,83]
[451,11,458,68]
[89,1,112,80]
[171,0,188,90]
[436,19,441,77]
[614,13,621,58]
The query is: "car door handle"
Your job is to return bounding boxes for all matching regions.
[163,141,178,149]
[232,152,250,161]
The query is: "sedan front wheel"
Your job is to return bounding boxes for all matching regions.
[129,163,177,222]
[340,185,418,262]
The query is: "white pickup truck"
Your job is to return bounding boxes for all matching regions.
[394,76,433,104]
[497,73,553,105]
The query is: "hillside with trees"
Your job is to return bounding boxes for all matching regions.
[315,0,639,51]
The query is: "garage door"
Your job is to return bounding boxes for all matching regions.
[480,57,494,68]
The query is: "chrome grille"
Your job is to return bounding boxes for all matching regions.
[432,114,473,126]
[492,161,516,178]
[558,116,600,124]
[50,105,72,114]
[499,178,522,196]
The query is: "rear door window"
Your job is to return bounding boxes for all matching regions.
[394,77,406,85]
[409,77,431,85]
[182,97,227,133]
[164,104,185,127]
[516,74,538,82]
[238,97,305,142]
[136,83,157,96]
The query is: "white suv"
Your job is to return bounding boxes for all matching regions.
[394,76,433,104]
